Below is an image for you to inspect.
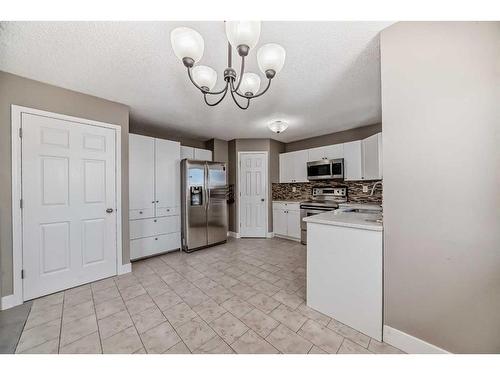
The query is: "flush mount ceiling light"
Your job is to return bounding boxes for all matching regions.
[171,21,286,110]
[268,120,289,134]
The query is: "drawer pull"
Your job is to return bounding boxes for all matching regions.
[166,208,170,212]
[154,219,157,222]
[139,211,143,214]
[155,238,158,240]
[152,201,155,204]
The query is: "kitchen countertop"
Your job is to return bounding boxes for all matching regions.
[303,203,383,231]
[272,200,303,204]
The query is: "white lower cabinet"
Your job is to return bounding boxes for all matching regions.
[273,202,301,240]
[131,232,181,260]
[130,216,180,240]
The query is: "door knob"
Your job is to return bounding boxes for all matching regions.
[106,208,114,213]
[261,198,265,202]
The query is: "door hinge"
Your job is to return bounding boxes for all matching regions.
[20,199,23,209]
[19,128,22,138]
[21,269,25,279]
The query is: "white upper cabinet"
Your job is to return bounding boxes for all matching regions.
[363,133,383,180]
[180,146,194,159]
[129,134,155,216]
[307,144,343,161]
[194,148,213,161]
[277,132,383,182]
[343,140,363,181]
[181,145,212,161]
[155,138,181,212]
[279,150,308,183]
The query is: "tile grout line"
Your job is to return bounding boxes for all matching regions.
[90,283,104,353]
[57,292,65,354]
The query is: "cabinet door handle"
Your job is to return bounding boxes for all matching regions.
[156,200,159,203]
[155,238,158,240]
[139,211,143,214]
[154,219,157,222]
[151,201,155,204]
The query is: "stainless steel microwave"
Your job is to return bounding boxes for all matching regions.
[307,158,344,180]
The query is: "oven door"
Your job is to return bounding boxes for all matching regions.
[300,206,335,244]
[307,160,332,180]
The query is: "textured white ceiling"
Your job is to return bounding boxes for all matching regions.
[0,21,393,142]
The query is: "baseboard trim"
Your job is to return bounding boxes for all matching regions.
[118,263,132,275]
[266,232,274,238]
[383,325,450,354]
[227,231,241,239]
[274,234,301,243]
[1,294,23,311]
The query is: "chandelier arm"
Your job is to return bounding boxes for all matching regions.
[187,67,227,95]
[231,55,246,93]
[203,85,229,106]
[229,86,250,110]
[233,78,272,99]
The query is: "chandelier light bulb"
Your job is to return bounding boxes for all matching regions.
[257,43,286,75]
[239,73,261,96]
[225,21,261,51]
[170,27,205,63]
[192,65,217,91]
[268,120,289,134]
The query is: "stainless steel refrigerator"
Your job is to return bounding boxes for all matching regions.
[181,160,228,252]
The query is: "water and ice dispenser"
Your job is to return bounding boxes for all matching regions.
[190,186,203,206]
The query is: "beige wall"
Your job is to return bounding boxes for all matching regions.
[285,123,381,152]
[227,138,285,233]
[381,22,500,353]
[0,71,130,298]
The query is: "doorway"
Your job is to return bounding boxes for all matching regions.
[11,106,123,303]
[238,152,268,238]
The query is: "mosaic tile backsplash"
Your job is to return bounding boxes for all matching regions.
[272,180,383,204]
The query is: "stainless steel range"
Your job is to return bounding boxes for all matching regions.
[300,186,347,244]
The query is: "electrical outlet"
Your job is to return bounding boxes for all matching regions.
[292,187,297,192]
[362,185,369,193]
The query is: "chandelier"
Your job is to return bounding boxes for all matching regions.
[170,21,286,110]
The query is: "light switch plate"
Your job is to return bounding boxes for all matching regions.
[362,185,369,193]
[292,187,297,192]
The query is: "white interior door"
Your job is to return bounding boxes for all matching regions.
[21,113,118,300]
[239,152,267,237]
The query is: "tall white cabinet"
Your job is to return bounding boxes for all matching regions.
[129,134,181,260]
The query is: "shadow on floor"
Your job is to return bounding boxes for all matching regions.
[0,301,32,354]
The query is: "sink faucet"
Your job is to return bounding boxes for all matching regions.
[370,181,383,196]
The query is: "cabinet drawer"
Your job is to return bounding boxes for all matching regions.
[130,232,181,260]
[156,206,179,217]
[129,208,155,220]
[129,216,180,240]
[273,202,300,211]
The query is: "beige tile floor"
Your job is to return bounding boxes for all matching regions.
[15,237,404,354]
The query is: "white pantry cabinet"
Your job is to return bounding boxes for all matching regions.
[273,202,301,240]
[307,144,343,161]
[129,134,181,260]
[180,145,212,161]
[279,150,308,183]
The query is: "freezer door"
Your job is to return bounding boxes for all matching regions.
[207,162,228,245]
[182,160,208,250]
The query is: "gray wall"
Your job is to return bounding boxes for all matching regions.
[130,122,206,149]
[285,123,381,152]
[381,22,500,353]
[0,71,130,298]
[227,139,285,233]
[206,139,229,163]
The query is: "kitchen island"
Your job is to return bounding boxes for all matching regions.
[303,205,383,340]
